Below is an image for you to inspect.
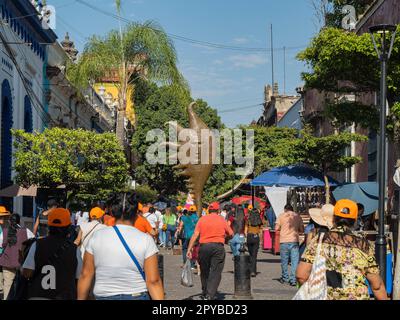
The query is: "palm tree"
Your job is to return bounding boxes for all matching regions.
[67,20,185,146]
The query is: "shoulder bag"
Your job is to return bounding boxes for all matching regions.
[113,226,145,281]
[292,233,328,300]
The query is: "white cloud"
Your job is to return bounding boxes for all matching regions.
[233,37,250,44]
[228,54,267,68]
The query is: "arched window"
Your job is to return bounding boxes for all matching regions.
[24,96,33,133]
[1,80,14,209]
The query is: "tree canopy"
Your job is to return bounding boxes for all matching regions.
[13,128,129,203]
[297,26,400,142]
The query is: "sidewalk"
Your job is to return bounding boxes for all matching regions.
[161,246,297,300]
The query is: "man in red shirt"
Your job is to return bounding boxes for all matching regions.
[187,202,233,300]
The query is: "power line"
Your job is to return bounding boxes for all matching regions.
[0,21,103,129]
[218,103,264,114]
[74,0,305,53]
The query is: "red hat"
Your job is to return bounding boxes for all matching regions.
[208,202,220,211]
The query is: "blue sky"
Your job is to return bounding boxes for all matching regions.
[49,0,318,127]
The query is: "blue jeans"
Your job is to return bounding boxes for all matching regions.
[159,229,166,245]
[280,242,300,284]
[95,293,150,300]
[166,225,176,248]
[229,234,245,257]
[182,237,196,267]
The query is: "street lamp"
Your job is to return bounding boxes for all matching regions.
[369,24,397,286]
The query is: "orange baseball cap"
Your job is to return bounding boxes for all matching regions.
[0,206,10,217]
[189,205,197,212]
[334,199,358,220]
[90,207,105,219]
[177,206,183,211]
[48,208,71,227]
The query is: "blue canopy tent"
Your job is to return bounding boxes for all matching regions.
[250,165,339,187]
[333,182,378,216]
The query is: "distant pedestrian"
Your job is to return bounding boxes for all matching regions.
[228,206,246,257]
[178,207,199,267]
[158,208,167,247]
[0,206,11,297]
[0,213,34,299]
[296,199,387,300]
[245,208,263,277]
[33,199,59,236]
[265,205,276,230]
[22,208,82,300]
[187,202,233,300]
[276,204,304,287]
[133,203,157,237]
[77,196,164,300]
[144,207,162,234]
[163,208,177,250]
[76,207,107,258]
[220,205,229,220]
[75,210,89,227]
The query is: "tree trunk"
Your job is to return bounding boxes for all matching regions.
[324,175,330,204]
[394,216,400,300]
[116,108,126,147]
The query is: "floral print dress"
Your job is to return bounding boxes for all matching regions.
[301,226,380,300]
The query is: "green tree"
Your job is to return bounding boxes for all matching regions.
[300,127,368,203]
[13,128,129,205]
[297,26,400,160]
[67,20,185,145]
[311,0,375,29]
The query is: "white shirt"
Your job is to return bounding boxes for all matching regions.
[79,221,107,258]
[86,224,159,297]
[221,210,227,220]
[144,211,162,229]
[75,211,89,226]
[22,242,83,279]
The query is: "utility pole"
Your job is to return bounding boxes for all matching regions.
[270,24,274,87]
[283,46,286,95]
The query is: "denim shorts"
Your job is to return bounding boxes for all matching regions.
[95,292,150,300]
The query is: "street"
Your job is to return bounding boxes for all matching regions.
[162,246,297,300]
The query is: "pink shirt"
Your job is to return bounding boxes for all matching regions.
[276,211,304,244]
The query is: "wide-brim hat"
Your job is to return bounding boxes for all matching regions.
[309,204,334,229]
[0,206,10,217]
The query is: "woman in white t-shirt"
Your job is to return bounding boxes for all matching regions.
[77,196,164,300]
[75,207,107,258]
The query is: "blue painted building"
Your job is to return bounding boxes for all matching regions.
[0,0,57,212]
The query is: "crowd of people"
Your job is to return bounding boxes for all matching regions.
[0,190,391,301]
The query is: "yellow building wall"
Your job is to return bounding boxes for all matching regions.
[94,83,135,125]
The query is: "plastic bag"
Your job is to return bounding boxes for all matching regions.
[181,260,194,287]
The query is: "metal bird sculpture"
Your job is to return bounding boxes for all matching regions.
[167,102,215,217]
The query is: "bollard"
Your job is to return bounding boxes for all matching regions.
[233,244,253,300]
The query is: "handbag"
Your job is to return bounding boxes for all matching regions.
[113,226,145,280]
[292,233,328,300]
[181,260,194,287]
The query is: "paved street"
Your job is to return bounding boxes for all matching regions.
[161,246,297,300]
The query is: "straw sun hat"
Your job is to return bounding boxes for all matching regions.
[308,204,335,229]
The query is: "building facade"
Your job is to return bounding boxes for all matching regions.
[301,0,400,204]
[257,83,300,127]
[0,0,116,217]
[0,0,57,213]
